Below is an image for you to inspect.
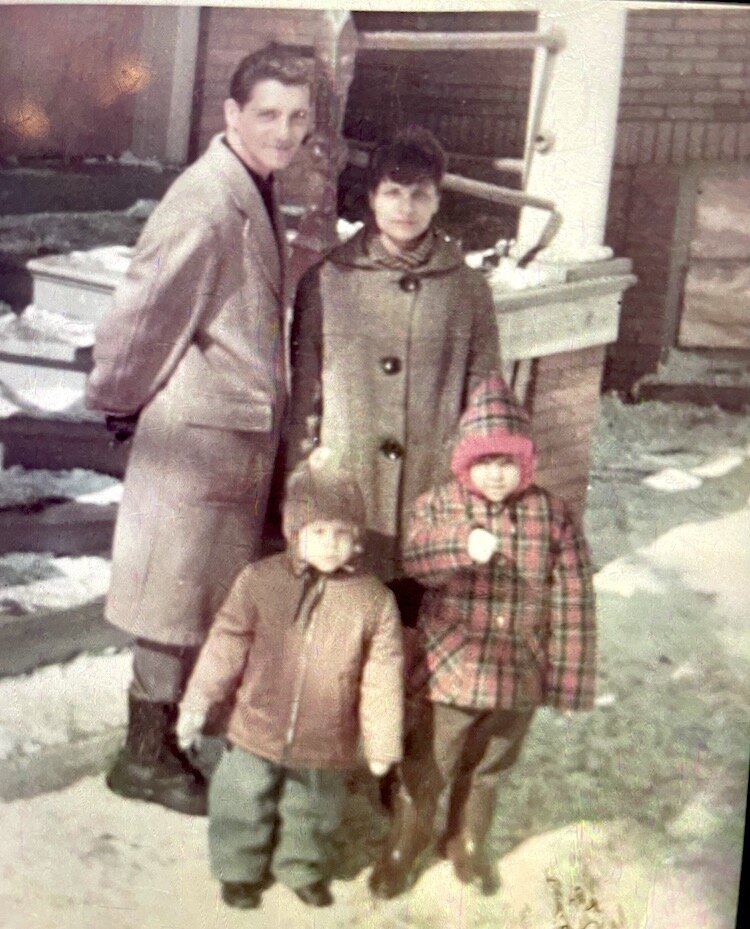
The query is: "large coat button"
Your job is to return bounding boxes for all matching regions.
[380,356,402,375]
[380,439,404,460]
[399,274,420,293]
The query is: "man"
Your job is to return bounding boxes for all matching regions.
[86,43,313,815]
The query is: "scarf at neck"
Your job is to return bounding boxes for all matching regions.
[366,227,437,271]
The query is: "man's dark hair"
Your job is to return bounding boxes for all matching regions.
[366,126,447,193]
[229,42,314,106]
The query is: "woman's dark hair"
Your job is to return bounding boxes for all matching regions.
[229,42,314,106]
[366,127,447,193]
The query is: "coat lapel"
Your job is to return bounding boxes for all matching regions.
[208,134,283,301]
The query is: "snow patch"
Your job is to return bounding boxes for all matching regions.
[594,558,666,597]
[0,651,130,759]
[0,554,111,613]
[0,465,121,509]
[689,448,746,479]
[642,467,703,492]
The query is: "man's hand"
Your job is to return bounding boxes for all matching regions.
[105,412,140,444]
[176,704,208,750]
[467,528,500,564]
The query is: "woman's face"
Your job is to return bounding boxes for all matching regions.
[368,177,440,253]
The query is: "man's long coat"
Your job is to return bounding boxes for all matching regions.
[86,135,286,645]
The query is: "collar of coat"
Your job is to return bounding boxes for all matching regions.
[205,133,284,298]
[327,226,468,276]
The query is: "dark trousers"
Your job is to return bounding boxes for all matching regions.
[130,637,199,703]
[208,745,346,890]
[403,700,535,837]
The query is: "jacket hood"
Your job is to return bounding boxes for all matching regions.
[451,373,537,495]
[327,226,467,275]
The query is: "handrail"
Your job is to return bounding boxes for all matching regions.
[358,30,563,53]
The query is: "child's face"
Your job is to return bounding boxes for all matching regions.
[469,455,522,503]
[296,519,357,573]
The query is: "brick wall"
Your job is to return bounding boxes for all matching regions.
[528,346,606,518]
[605,6,750,390]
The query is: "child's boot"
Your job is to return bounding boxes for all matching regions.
[445,783,499,895]
[294,880,334,907]
[368,782,433,899]
[221,880,265,909]
[106,694,208,815]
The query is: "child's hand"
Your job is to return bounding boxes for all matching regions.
[176,704,208,749]
[468,528,500,564]
[369,761,391,777]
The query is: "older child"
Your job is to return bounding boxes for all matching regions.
[178,449,403,910]
[369,374,597,898]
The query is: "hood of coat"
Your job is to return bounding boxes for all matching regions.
[328,226,467,276]
[451,373,537,496]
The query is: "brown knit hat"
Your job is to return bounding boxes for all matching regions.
[283,447,367,541]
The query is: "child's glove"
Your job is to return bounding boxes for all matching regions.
[468,527,500,564]
[176,702,209,749]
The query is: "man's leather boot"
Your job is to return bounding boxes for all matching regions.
[368,783,433,899]
[106,694,208,816]
[445,783,500,895]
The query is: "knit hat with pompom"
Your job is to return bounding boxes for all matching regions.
[450,373,537,496]
[283,447,367,541]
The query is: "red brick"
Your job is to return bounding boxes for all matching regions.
[640,91,692,105]
[738,124,750,159]
[703,123,723,159]
[623,60,649,77]
[688,123,705,160]
[714,104,750,122]
[673,14,724,30]
[695,61,744,75]
[720,46,750,62]
[721,124,738,160]
[701,30,750,45]
[720,77,750,90]
[629,12,677,30]
[671,121,689,163]
[694,90,743,105]
[621,105,665,120]
[623,75,666,90]
[625,30,652,45]
[650,122,671,164]
[675,75,721,91]
[639,122,657,162]
[668,45,719,61]
[666,105,713,120]
[651,30,697,45]
[647,61,694,76]
[627,45,669,60]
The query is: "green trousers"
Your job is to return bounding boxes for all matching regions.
[208,745,346,890]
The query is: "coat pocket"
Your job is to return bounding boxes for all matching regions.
[181,393,273,433]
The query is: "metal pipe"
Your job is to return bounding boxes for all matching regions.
[358,31,562,53]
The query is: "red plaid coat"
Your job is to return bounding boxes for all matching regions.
[403,480,596,712]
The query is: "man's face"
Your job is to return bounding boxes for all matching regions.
[368,177,440,254]
[469,455,522,504]
[296,519,357,574]
[224,79,311,178]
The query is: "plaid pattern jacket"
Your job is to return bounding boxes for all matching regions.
[403,480,596,712]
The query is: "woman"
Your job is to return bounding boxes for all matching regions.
[288,126,500,607]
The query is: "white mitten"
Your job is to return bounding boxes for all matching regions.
[467,528,500,564]
[369,761,391,777]
[176,704,208,750]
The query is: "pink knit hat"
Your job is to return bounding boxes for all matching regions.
[450,373,537,496]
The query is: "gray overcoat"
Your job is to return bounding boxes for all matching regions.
[289,228,500,580]
[86,134,287,645]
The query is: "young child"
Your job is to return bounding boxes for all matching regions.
[178,449,403,910]
[369,374,597,898]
